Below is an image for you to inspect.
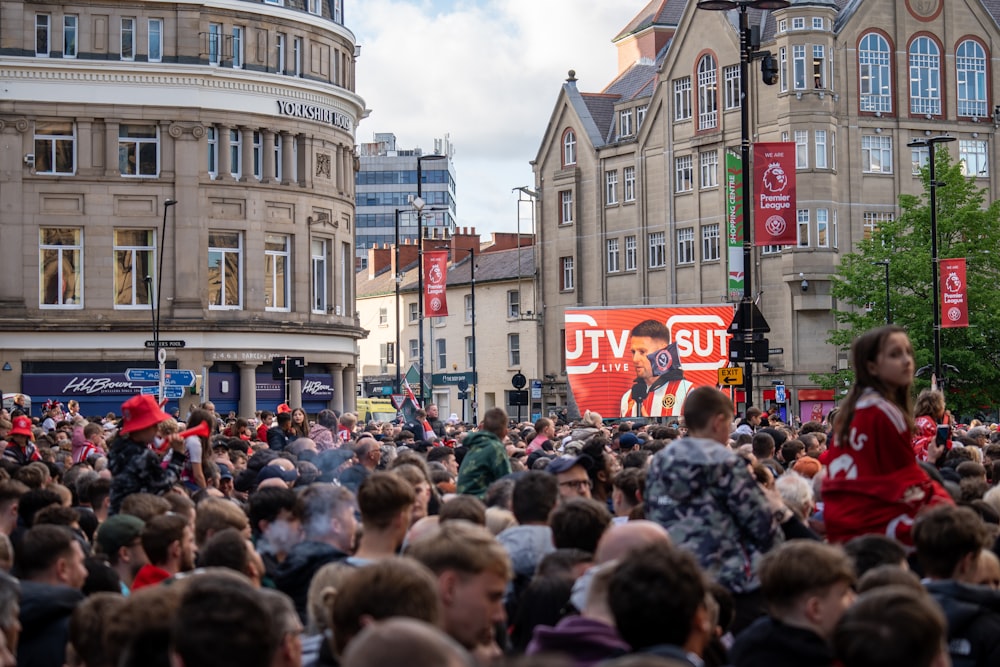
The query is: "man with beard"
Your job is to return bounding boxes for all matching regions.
[620,320,693,418]
[131,513,196,590]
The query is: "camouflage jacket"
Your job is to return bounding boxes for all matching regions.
[456,431,511,499]
[108,435,186,515]
[645,436,782,593]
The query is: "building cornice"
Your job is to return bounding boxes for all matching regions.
[0,60,365,126]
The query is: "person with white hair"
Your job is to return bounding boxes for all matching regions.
[776,472,815,523]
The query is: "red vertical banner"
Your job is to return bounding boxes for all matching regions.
[423,251,449,317]
[940,258,968,328]
[753,142,797,247]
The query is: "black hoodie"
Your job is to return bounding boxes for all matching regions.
[925,580,1000,667]
[273,541,349,623]
[17,580,84,667]
[730,615,833,667]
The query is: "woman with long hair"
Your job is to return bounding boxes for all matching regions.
[820,326,952,545]
[290,407,309,440]
[911,389,951,462]
[179,408,214,490]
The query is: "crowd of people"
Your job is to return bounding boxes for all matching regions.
[0,325,998,666]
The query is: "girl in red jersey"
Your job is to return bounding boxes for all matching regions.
[820,326,952,545]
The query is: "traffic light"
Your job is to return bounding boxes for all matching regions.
[761,54,779,85]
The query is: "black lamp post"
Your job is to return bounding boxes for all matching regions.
[697,0,790,409]
[413,153,448,406]
[907,135,955,390]
[154,198,177,402]
[394,207,408,396]
[872,260,891,324]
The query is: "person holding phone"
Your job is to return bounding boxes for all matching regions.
[912,389,951,463]
[620,319,694,418]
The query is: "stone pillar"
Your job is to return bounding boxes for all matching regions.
[344,145,353,197]
[76,119,94,176]
[280,131,294,185]
[217,124,230,180]
[331,364,345,414]
[298,134,311,189]
[0,119,28,311]
[238,362,257,417]
[104,120,120,177]
[289,379,303,410]
[261,129,275,183]
[345,365,357,414]
[169,123,206,317]
[334,144,344,193]
[240,126,255,181]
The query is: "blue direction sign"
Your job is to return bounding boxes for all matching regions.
[140,386,184,399]
[163,370,196,387]
[126,368,162,382]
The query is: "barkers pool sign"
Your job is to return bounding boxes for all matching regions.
[276,100,352,131]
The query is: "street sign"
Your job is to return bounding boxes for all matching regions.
[163,386,185,399]
[728,301,771,334]
[126,368,161,382]
[511,372,527,390]
[531,380,542,399]
[140,386,159,395]
[729,338,770,363]
[775,384,787,403]
[768,347,784,355]
[509,390,529,406]
[432,372,477,386]
[144,340,185,348]
[389,394,405,409]
[718,367,744,386]
[163,370,196,387]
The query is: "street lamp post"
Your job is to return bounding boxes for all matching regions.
[394,207,407,395]
[413,153,448,406]
[873,260,891,325]
[697,0,789,409]
[907,135,955,390]
[438,245,478,426]
[155,198,177,402]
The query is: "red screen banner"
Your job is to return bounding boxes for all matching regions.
[564,306,733,419]
[940,257,968,328]
[753,142,797,247]
[423,251,449,317]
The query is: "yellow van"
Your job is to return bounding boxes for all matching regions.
[356,397,398,423]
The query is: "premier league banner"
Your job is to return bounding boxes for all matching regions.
[564,306,733,419]
[423,250,449,317]
[941,257,969,328]
[753,142,797,247]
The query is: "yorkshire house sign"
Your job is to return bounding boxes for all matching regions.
[276,100,352,131]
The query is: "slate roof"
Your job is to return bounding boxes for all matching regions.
[614,0,687,42]
[579,94,620,146]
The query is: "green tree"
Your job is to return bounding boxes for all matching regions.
[813,149,1000,418]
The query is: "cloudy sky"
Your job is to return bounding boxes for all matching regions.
[351,0,648,234]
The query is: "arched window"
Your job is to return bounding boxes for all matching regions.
[957,39,987,118]
[909,36,941,115]
[562,129,576,167]
[697,54,718,130]
[859,33,892,113]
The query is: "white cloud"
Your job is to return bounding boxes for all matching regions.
[352,0,646,233]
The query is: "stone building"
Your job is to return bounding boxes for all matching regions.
[0,0,364,416]
[533,0,999,419]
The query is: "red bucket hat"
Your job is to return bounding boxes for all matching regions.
[277,403,292,414]
[9,415,33,438]
[120,394,170,433]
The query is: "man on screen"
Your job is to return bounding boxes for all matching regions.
[620,319,693,418]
